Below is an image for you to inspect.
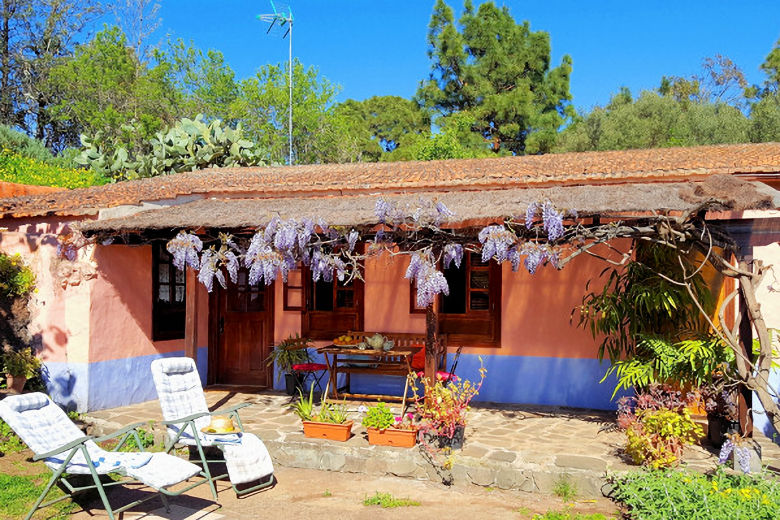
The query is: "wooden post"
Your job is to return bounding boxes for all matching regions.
[184,267,198,361]
[424,304,438,384]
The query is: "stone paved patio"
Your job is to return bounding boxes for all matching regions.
[84,389,780,498]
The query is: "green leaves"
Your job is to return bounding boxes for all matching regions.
[418,1,573,155]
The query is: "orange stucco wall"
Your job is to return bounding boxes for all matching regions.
[88,244,209,363]
[273,248,614,359]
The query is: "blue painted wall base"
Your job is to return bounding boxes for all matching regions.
[43,347,208,412]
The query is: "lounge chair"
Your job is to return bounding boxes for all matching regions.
[150,357,275,499]
[0,393,205,520]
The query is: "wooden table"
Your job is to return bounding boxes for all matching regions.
[317,344,422,402]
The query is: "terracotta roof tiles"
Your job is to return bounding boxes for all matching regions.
[1,142,779,219]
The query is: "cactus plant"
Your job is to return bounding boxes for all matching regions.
[77,115,266,181]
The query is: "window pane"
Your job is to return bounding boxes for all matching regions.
[313,280,334,311]
[441,263,466,314]
[174,286,185,303]
[470,291,490,311]
[159,269,170,283]
[158,285,170,302]
[238,271,247,286]
[158,247,169,261]
[175,269,185,284]
[336,290,354,309]
[247,288,265,311]
[470,271,489,289]
[471,252,489,267]
[287,288,302,308]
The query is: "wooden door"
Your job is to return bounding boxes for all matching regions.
[214,271,274,386]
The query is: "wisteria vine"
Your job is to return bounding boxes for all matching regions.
[163,197,577,309]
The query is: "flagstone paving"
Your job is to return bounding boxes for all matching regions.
[84,389,780,498]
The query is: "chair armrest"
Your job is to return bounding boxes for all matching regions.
[161,411,210,425]
[93,421,148,443]
[214,402,251,414]
[33,436,92,461]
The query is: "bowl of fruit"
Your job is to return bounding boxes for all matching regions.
[333,334,359,346]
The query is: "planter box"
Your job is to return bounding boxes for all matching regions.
[366,427,417,448]
[302,420,353,442]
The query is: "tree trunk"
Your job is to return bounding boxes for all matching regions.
[0,1,13,124]
[735,261,780,436]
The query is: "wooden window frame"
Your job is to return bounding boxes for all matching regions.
[301,268,365,340]
[152,243,186,341]
[283,267,304,311]
[437,253,501,347]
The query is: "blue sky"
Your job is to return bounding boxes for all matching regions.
[153,1,780,111]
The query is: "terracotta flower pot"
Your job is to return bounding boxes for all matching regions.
[302,420,353,442]
[366,427,417,448]
[5,374,26,393]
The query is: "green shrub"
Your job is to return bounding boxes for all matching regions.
[2,348,41,378]
[552,475,578,501]
[624,409,703,468]
[610,468,780,520]
[0,149,109,188]
[0,125,56,164]
[0,253,35,299]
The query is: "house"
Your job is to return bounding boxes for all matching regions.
[1,143,779,427]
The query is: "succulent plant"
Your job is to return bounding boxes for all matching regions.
[76,115,266,181]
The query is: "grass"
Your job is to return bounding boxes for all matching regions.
[363,491,421,508]
[0,469,75,519]
[532,510,611,520]
[323,489,332,497]
[553,475,578,502]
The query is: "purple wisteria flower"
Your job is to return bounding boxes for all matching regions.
[167,231,203,270]
[198,249,226,292]
[542,201,565,241]
[224,251,240,284]
[478,225,516,263]
[434,201,454,225]
[347,230,359,252]
[273,219,298,251]
[443,243,464,269]
[525,202,540,229]
[405,253,449,308]
[507,247,522,272]
[244,232,282,285]
[521,242,546,274]
[375,199,392,224]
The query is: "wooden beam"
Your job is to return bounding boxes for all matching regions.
[424,304,438,385]
[184,267,198,360]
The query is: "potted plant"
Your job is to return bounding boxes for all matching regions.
[362,402,417,448]
[409,360,486,451]
[267,334,311,395]
[701,378,740,449]
[2,347,41,393]
[291,385,353,441]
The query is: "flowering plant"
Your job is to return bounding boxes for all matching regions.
[718,433,756,474]
[409,358,486,441]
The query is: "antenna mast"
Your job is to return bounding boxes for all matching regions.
[257,1,294,165]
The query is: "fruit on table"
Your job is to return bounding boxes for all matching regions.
[334,334,355,345]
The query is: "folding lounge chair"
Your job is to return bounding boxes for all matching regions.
[0,393,205,520]
[150,357,275,499]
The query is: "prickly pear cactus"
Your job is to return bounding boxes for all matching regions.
[76,115,266,181]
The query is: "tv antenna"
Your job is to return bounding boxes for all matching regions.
[257,1,294,165]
